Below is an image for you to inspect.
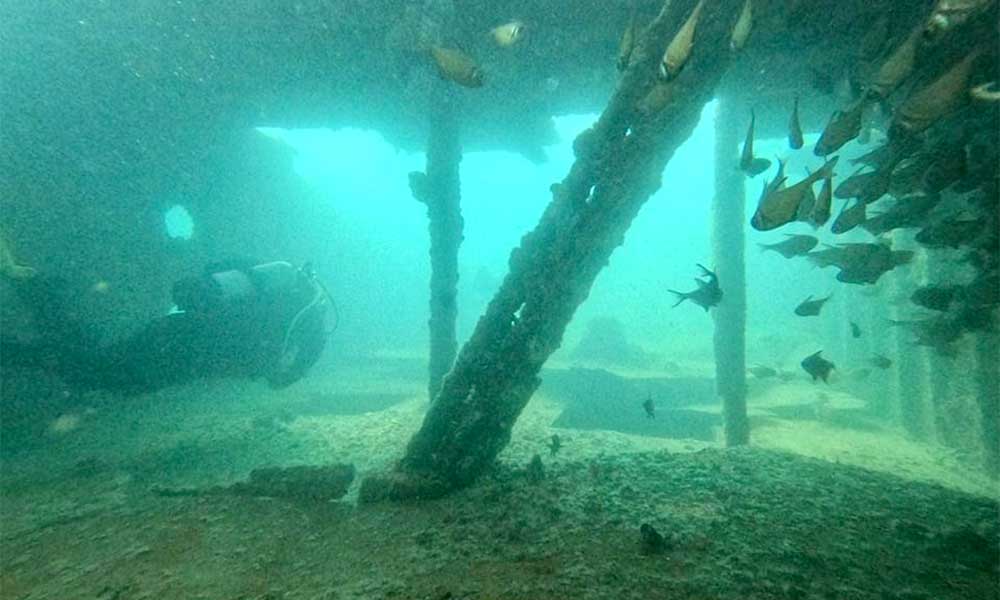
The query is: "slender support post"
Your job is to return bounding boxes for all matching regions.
[711,98,749,446]
[422,93,464,401]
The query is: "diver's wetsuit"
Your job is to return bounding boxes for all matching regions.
[0,261,328,395]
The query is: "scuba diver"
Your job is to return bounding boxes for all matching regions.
[1,253,335,395]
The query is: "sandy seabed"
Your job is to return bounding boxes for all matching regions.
[1,359,997,600]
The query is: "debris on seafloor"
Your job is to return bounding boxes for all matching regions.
[152,464,356,502]
[526,454,545,484]
[639,523,670,555]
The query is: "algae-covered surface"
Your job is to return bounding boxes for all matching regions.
[2,359,997,599]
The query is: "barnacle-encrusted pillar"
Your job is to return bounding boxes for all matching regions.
[413,92,464,401]
[711,97,749,446]
[361,0,746,500]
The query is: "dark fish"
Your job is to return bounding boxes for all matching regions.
[835,164,896,204]
[430,47,484,88]
[808,242,912,284]
[740,110,772,176]
[850,367,871,381]
[915,218,983,249]
[642,393,655,419]
[911,285,960,312]
[810,173,833,227]
[867,25,921,100]
[892,48,984,136]
[751,156,838,231]
[788,95,803,149]
[547,434,561,456]
[795,174,818,223]
[758,234,818,258]
[836,250,913,285]
[831,199,867,234]
[814,97,867,156]
[617,4,638,72]
[869,354,892,369]
[850,321,862,338]
[801,350,835,383]
[890,317,962,354]
[860,192,942,236]
[748,365,778,379]
[668,264,722,311]
[794,294,832,317]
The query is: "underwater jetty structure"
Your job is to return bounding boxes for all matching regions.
[2,0,998,491]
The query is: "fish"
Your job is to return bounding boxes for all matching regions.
[617,5,638,72]
[668,263,722,311]
[970,81,1000,102]
[867,25,922,100]
[814,97,867,156]
[808,242,910,284]
[850,322,862,338]
[788,95,804,149]
[730,0,753,51]
[748,365,778,379]
[810,173,833,227]
[795,174,817,223]
[850,367,871,381]
[660,0,705,80]
[490,21,524,47]
[801,350,835,383]
[642,393,655,419]
[637,82,675,115]
[430,47,484,88]
[869,354,892,369]
[915,218,983,249]
[740,110,772,176]
[758,234,818,258]
[547,434,561,456]
[892,48,984,135]
[911,284,960,311]
[836,249,913,285]
[751,156,838,231]
[860,192,942,236]
[0,230,36,280]
[831,199,867,234]
[794,294,832,317]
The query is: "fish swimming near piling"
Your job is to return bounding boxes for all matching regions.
[730,0,753,50]
[490,21,525,47]
[815,97,867,156]
[758,234,818,258]
[751,156,838,231]
[867,25,922,100]
[661,0,705,79]
[831,199,867,234]
[869,354,892,369]
[740,111,772,176]
[810,172,833,227]
[892,47,984,135]
[911,284,960,311]
[850,322,862,338]
[788,95,804,149]
[748,365,778,379]
[801,350,835,383]
[668,264,722,311]
[430,46,484,88]
[794,294,832,317]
